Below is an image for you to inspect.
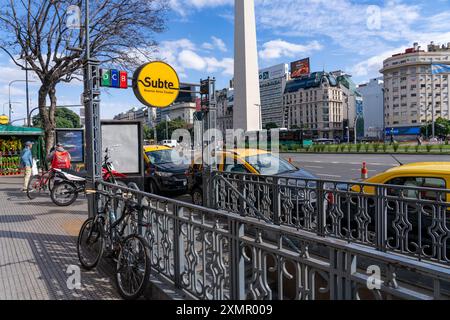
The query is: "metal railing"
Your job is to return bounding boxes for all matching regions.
[212,172,450,265]
[97,181,450,300]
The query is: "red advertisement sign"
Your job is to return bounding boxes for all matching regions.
[291,58,310,78]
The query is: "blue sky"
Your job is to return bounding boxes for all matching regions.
[1,0,450,123]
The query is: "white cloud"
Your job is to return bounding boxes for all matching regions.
[259,39,323,60]
[157,38,234,78]
[350,47,408,78]
[202,36,228,52]
[170,0,232,15]
[178,50,207,70]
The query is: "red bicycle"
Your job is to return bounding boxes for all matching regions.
[27,165,58,200]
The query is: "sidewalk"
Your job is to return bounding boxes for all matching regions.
[0,176,120,300]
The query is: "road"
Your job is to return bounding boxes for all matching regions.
[280,153,450,181]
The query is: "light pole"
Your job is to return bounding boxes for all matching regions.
[3,102,21,117]
[8,80,36,124]
[21,59,34,126]
[346,126,350,144]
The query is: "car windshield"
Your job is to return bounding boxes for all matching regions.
[245,154,296,175]
[146,149,189,165]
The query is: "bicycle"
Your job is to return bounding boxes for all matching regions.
[27,164,58,200]
[76,189,151,300]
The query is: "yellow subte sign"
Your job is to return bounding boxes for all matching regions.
[132,61,180,108]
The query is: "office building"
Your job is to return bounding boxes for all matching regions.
[381,41,450,137]
[358,78,384,138]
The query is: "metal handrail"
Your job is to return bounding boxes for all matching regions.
[95,180,450,300]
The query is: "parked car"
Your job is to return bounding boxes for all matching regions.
[144,145,190,195]
[332,162,450,258]
[188,148,317,206]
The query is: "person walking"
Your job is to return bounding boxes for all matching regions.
[47,142,72,170]
[20,141,34,192]
[416,134,422,146]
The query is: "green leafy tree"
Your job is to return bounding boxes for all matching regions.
[264,122,279,130]
[156,119,190,141]
[421,117,450,137]
[32,108,81,129]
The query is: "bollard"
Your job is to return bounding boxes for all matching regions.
[361,162,368,180]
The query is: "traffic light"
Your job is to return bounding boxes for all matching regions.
[200,79,209,95]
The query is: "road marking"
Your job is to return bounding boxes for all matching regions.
[305,166,324,169]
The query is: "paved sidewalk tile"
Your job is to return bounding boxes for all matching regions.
[0,176,121,300]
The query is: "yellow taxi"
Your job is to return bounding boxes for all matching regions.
[188,148,316,205]
[343,162,450,258]
[353,162,450,201]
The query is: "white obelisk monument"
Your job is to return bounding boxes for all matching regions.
[233,0,262,131]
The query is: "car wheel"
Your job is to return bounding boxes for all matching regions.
[192,188,203,206]
[149,180,159,195]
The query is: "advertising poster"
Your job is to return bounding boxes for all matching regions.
[259,64,288,82]
[101,122,141,175]
[56,129,84,163]
[291,58,310,78]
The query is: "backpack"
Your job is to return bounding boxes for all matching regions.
[51,151,71,169]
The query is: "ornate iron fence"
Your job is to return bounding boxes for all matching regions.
[97,181,450,300]
[212,172,450,265]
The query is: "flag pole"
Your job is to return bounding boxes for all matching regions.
[431,58,435,138]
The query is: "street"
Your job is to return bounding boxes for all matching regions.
[280,153,450,180]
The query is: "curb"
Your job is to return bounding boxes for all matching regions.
[280,152,450,156]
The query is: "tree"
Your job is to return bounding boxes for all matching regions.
[32,107,81,128]
[264,122,278,130]
[0,0,167,152]
[156,119,189,142]
[421,117,450,137]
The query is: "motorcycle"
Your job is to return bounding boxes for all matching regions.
[50,148,127,207]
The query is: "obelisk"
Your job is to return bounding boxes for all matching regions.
[233,0,262,131]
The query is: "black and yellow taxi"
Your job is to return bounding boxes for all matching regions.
[188,148,317,206]
[143,145,190,195]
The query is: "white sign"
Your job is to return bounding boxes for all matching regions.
[259,64,288,82]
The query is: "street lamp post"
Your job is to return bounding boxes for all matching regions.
[346,126,350,144]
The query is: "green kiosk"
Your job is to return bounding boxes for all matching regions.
[0,125,44,176]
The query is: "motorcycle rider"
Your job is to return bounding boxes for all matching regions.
[47,143,72,170]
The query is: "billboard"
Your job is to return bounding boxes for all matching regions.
[291,58,310,79]
[385,127,421,136]
[101,122,142,175]
[259,64,288,82]
[55,129,84,163]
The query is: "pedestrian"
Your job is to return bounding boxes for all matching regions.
[47,142,72,170]
[20,141,34,192]
[416,135,422,146]
[390,134,395,145]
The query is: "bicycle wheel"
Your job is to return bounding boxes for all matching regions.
[27,175,42,200]
[51,181,78,206]
[47,173,56,193]
[116,235,151,300]
[77,217,104,270]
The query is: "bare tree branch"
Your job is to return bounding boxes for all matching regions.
[0,0,168,152]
